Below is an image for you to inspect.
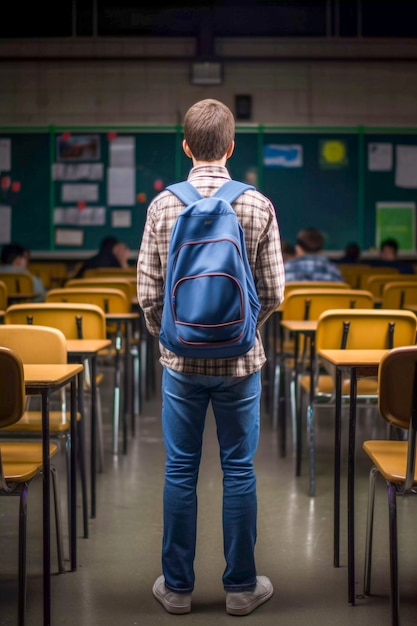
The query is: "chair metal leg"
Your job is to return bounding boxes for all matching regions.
[18,484,29,626]
[95,388,105,473]
[50,465,65,574]
[364,465,378,595]
[272,362,280,431]
[387,482,400,626]
[307,402,315,497]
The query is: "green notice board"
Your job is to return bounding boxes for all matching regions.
[1,126,417,255]
[261,131,359,250]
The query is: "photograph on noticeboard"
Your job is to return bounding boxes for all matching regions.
[57,134,101,162]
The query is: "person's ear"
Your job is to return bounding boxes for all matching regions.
[225,141,235,159]
[182,140,193,159]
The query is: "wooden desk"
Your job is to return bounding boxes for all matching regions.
[24,362,83,626]
[66,339,111,520]
[317,349,388,606]
[280,320,318,482]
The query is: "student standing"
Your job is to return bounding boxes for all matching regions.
[137,99,284,616]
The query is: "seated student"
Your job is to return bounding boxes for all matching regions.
[281,240,296,263]
[284,227,344,282]
[369,237,414,274]
[338,241,361,264]
[0,242,46,301]
[74,236,131,278]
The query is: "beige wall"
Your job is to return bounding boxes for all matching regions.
[1,38,417,127]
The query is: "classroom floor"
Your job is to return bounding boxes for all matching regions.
[1,351,417,626]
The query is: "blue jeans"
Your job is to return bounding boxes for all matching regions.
[161,366,261,593]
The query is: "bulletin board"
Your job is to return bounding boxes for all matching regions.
[1,125,417,254]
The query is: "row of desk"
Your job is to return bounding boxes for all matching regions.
[12,316,142,625]
[278,315,400,607]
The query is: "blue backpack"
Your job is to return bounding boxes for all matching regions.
[159,180,261,359]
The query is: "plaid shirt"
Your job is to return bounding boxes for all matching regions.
[137,165,285,376]
[284,255,343,282]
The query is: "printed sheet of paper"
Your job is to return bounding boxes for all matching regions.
[61,184,99,203]
[0,205,11,243]
[109,136,135,167]
[0,139,11,171]
[263,144,303,167]
[368,142,393,171]
[52,163,104,181]
[55,228,84,246]
[111,210,132,228]
[395,145,417,188]
[54,206,106,226]
[107,167,135,206]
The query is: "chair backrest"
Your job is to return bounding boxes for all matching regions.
[0,280,7,310]
[377,345,417,491]
[4,302,107,339]
[281,288,375,321]
[84,267,136,278]
[46,287,129,314]
[284,281,349,296]
[0,346,26,428]
[365,273,417,298]
[356,267,400,289]
[378,345,417,430]
[0,272,34,295]
[337,264,374,288]
[381,281,417,309]
[66,277,134,302]
[0,324,67,364]
[28,261,68,289]
[315,308,417,351]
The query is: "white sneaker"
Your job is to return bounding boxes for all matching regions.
[152,575,192,614]
[226,576,273,616]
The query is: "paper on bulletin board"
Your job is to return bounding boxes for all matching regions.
[109,136,135,168]
[107,167,135,205]
[0,205,11,243]
[368,142,393,171]
[111,210,131,228]
[376,202,416,252]
[0,139,11,171]
[395,145,417,188]
[55,228,84,247]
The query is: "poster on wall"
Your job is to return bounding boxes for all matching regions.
[57,134,101,162]
[376,201,416,252]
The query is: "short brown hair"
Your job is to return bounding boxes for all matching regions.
[183,99,235,161]
[296,228,324,253]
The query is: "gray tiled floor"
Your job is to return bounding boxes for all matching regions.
[1,357,417,625]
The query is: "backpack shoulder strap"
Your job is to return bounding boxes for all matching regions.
[212,180,255,204]
[165,181,203,206]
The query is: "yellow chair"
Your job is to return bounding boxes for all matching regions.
[338,263,374,288]
[300,308,417,496]
[46,287,140,453]
[362,345,417,626]
[0,346,63,626]
[0,324,88,542]
[4,302,114,473]
[0,279,7,320]
[28,261,68,289]
[364,273,417,301]
[356,266,400,290]
[66,276,135,305]
[380,281,417,309]
[83,267,136,278]
[0,272,36,303]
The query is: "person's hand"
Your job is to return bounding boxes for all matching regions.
[113,242,130,268]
